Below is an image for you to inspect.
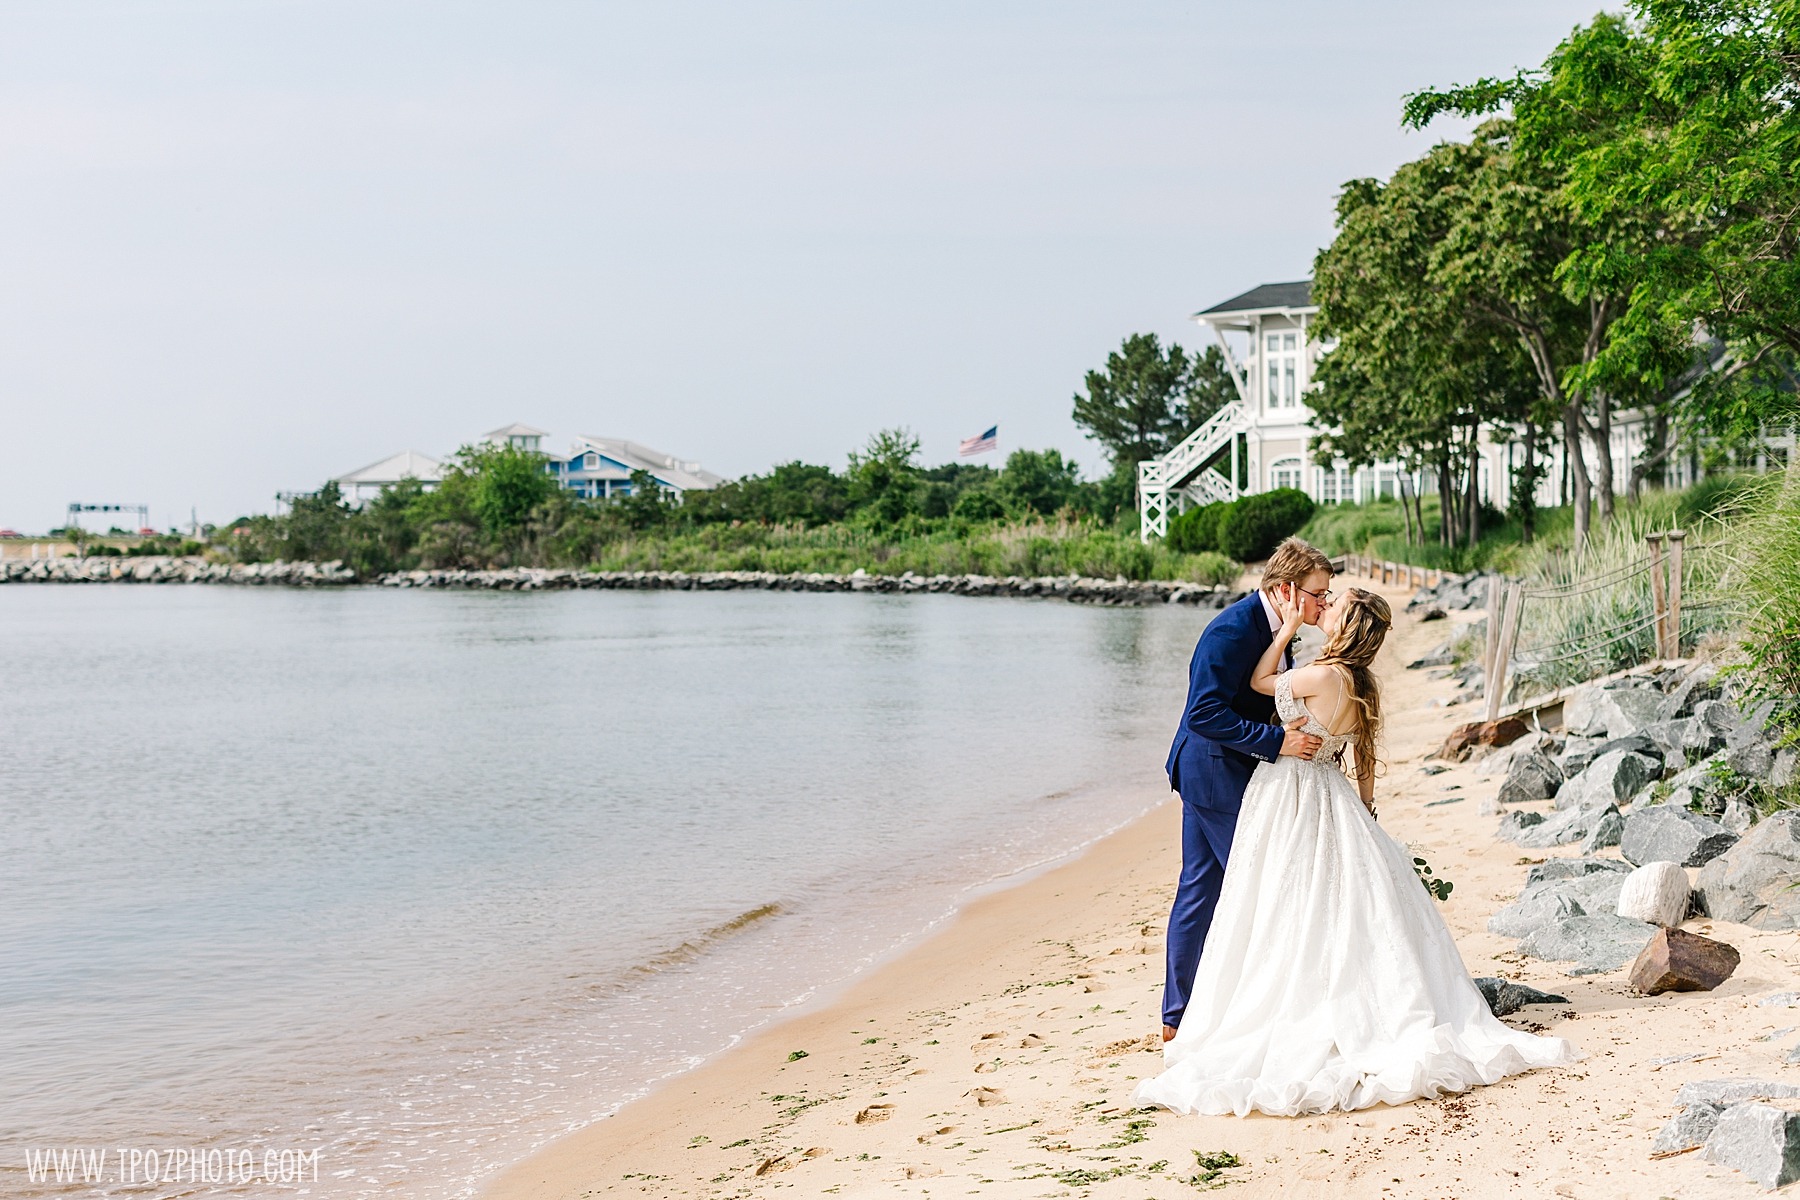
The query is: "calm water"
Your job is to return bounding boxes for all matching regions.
[0,586,1209,1198]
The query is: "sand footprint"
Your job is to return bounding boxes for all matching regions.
[966,1086,1007,1107]
[855,1103,895,1124]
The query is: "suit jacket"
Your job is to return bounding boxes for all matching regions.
[1165,592,1287,813]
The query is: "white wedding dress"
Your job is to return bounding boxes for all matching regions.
[1134,672,1580,1117]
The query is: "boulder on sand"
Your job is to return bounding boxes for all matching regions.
[1490,869,1629,938]
[1472,977,1568,1017]
[1621,807,1739,868]
[1628,927,1741,995]
[1437,717,1528,762]
[1519,913,1658,973]
[1556,749,1657,811]
[1526,857,1631,886]
[1653,1101,1724,1156]
[1497,751,1564,806]
[1703,1102,1800,1189]
[1615,861,1691,927]
[1698,813,1800,930]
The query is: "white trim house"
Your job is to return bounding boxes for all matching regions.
[1135,279,1783,542]
[333,450,445,505]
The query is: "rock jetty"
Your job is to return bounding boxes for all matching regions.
[0,556,1237,607]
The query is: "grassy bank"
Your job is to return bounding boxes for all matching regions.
[579,518,1240,585]
[1296,475,1765,576]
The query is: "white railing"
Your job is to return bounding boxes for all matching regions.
[1138,401,1247,542]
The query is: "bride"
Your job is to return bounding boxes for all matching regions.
[1134,585,1579,1117]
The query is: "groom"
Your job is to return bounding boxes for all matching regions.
[1160,536,1336,1042]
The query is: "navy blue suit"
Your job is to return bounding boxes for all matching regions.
[1161,592,1287,1029]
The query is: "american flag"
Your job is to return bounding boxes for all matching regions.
[959,425,998,457]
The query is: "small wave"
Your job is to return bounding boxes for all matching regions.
[610,902,788,986]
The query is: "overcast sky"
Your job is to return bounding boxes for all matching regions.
[0,0,1607,533]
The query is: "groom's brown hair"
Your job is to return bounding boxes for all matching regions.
[1261,537,1334,590]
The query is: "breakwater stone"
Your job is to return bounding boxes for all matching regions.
[0,556,358,585]
[1703,1103,1800,1189]
[1698,813,1800,930]
[1621,807,1738,868]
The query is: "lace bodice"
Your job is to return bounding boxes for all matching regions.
[1275,671,1351,771]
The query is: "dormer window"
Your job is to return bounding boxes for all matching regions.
[583,452,599,470]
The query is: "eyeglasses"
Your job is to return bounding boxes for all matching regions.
[1297,586,1333,605]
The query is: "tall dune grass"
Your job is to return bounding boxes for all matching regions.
[587,517,1243,586]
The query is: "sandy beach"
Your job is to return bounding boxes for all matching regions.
[484,576,1800,1200]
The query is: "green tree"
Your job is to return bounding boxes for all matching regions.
[1310,150,1547,548]
[997,448,1081,516]
[621,469,671,531]
[437,442,558,537]
[846,428,922,526]
[284,481,352,561]
[1073,335,1216,468]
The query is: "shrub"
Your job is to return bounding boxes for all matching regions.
[1166,501,1230,554]
[1180,551,1240,587]
[1218,488,1316,562]
[953,489,1007,521]
[1732,467,1800,727]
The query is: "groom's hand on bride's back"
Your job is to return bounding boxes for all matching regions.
[1279,718,1322,760]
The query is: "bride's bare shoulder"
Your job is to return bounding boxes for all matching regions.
[1283,664,1344,698]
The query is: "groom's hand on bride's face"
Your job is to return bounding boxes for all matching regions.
[1279,717,1322,760]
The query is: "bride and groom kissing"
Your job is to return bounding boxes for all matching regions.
[1133,538,1579,1118]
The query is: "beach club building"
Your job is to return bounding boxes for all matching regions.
[332,424,721,506]
[1136,280,1732,542]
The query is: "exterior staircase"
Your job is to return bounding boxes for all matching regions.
[1137,400,1249,542]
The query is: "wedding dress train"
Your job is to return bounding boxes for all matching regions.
[1134,673,1580,1117]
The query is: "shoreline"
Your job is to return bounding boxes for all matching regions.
[479,575,1800,1200]
[0,556,1238,605]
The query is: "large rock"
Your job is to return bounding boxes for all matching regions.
[1557,750,1658,811]
[1681,717,1729,760]
[1692,698,1746,742]
[1497,751,1564,806]
[1510,804,1620,850]
[1472,977,1568,1017]
[1526,857,1632,886]
[1490,870,1630,937]
[1489,888,1589,938]
[1659,662,1723,720]
[1496,810,1546,841]
[1566,684,1665,739]
[1437,717,1528,762]
[1628,927,1741,995]
[1702,1102,1800,1189]
[1730,739,1778,779]
[1518,913,1658,972]
[1638,722,1692,765]
[1654,1101,1724,1156]
[1555,736,1605,776]
[1615,861,1692,927]
[1698,813,1800,930]
[1678,1079,1800,1106]
[1582,808,1624,852]
[1621,807,1739,868]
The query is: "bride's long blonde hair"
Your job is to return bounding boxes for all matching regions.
[1314,588,1392,783]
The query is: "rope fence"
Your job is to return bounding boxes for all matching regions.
[1340,529,1725,722]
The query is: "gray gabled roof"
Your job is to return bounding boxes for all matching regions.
[570,436,724,491]
[1196,280,1313,316]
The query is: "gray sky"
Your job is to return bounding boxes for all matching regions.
[0,0,1606,533]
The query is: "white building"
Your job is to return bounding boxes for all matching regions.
[548,435,725,500]
[1135,279,1785,542]
[333,424,721,507]
[333,450,445,505]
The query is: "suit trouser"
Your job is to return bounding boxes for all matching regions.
[1161,797,1240,1030]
